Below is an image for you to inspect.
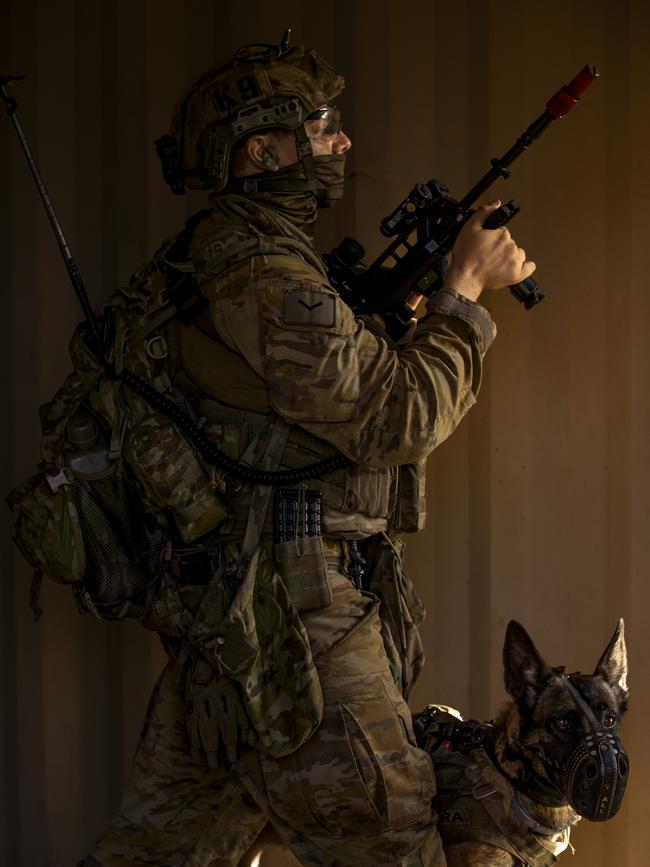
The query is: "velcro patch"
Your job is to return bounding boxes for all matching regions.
[283,288,336,327]
[209,71,272,118]
[438,809,468,826]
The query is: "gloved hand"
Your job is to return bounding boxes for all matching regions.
[186,658,255,768]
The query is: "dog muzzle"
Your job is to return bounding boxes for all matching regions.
[562,729,629,820]
[553,678,629,821]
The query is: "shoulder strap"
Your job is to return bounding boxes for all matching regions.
[195,226,329,283]
[237,416,291,576]
[195,197,329,281]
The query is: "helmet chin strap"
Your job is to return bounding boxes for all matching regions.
[293,124,320,188]
[225,124,326,199]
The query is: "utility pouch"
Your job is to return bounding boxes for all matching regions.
[272,487,330,611]
[8,462,164,621]
[142,569,195,637]
[190,543,324,758]
[273,535,331,612]
[71,468,163,618]
[392,460,427,533]
[8,472,86,586]
[125,413,227,543]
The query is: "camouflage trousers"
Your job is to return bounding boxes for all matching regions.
[89,569,447,867]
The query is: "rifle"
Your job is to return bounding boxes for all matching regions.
[324,66,599,339]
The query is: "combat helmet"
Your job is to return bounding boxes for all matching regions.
[156,30,345,196]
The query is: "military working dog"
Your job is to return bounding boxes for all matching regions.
[240,620,629,866]
[416,619,629,866]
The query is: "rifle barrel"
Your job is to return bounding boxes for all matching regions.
[459,65,599,211]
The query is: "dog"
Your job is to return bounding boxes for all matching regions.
[415,619,629,866]
[239,619,629,866]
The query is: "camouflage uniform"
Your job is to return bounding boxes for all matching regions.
[87,186,495,867]
[81,37,497,867]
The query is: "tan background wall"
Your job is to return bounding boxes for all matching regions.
[2,0,648,864]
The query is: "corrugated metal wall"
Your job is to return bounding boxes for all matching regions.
[3,1,649,864]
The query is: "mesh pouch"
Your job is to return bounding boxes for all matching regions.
[8,463,165,620]
[72,468,164,616]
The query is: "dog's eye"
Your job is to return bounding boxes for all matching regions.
[599,703,617,727]
[554,718,570,731]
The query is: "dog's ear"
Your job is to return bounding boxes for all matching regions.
[593,619,628,706]
[503,620,552,709]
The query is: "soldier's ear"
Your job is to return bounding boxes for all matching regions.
[593,619,629,709]
[241,134,280,173]
[503,621,552,709]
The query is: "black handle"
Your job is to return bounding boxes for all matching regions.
[483,199,545,310]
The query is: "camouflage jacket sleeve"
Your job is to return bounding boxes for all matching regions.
[204,253,496,468]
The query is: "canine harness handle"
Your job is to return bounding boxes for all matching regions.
[414,705,493,753]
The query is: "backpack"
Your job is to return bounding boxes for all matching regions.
[8,224,228,622]
[8,204,348,627]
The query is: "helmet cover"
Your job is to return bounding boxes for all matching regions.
[165,42,345,192]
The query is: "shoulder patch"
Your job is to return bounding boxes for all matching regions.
[283,287,336,327]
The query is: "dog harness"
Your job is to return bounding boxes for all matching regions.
[434,746,574,865]
[418,708,577,866]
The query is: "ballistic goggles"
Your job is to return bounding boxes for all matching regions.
[305,105,343,137]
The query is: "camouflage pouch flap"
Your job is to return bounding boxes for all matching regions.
[191,544,324,758]
[7,473,86,585]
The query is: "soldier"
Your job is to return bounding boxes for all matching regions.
[79,37,534,867]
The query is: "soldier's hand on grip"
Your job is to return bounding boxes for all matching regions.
[445,200,536,303]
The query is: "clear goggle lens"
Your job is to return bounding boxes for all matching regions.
[305,106,343,137]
